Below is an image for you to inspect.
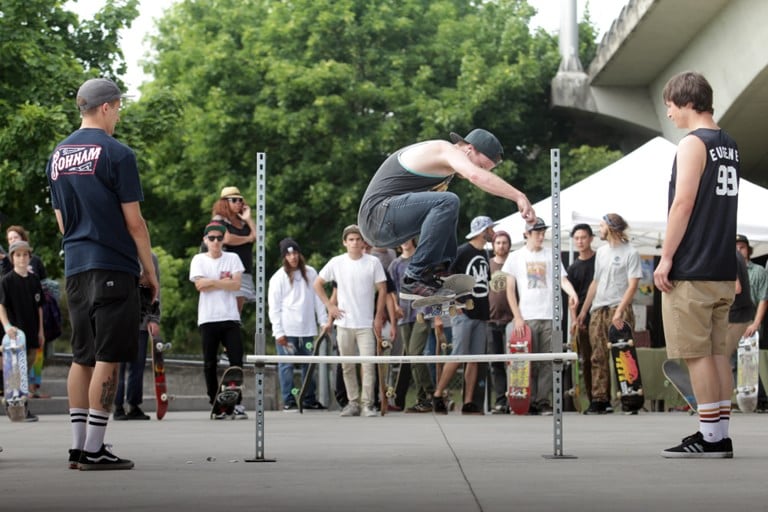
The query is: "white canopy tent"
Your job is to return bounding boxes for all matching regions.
[494,137,768,257]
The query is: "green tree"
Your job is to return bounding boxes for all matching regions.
[128,0,619,352]
[0,0,139,276]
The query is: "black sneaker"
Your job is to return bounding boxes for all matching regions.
[124,406,150,420]
[461,402,482,415]
[301,401,326,410]
[432,396,448,415]
[406,400,433,413]
[491,404,509,415]
[538,404,553,416]
[68,449,82,470]
[24,409,39,422]
[584,401,612,415]
[661,431,730,459]
[113,406,127,420]
[722,437,734,458]
[283,402,299,412]
[79,444,134,470]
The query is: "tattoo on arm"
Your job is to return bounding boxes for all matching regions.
[100,369,118,411]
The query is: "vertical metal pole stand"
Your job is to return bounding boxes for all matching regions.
[246,152,275,463]
[543,148,577,460]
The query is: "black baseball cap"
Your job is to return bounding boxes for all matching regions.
[450,129,504,164]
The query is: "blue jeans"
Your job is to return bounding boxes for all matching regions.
[278,336,317,406]
[362,192,459,279]
[115,329,149,407]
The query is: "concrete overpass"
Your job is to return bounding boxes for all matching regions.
[552,0,768,185]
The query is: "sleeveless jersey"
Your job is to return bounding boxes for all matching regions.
[668,128,738,281]
[358,143,452,227]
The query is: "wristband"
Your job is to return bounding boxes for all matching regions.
[3,324,10,330]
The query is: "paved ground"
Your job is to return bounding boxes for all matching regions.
[0,409,765,512]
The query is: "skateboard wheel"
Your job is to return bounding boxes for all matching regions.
[638,389,644,396]
[628,340,634,347]
[156,342,164,351]
[464,299,474,310]
[448,305,457,316]
[416,312,425,323]
[160,393,168,402]
[381,340,391,349]
[606,343,612,350]
[291,388,299,396]
[616,392,622,399]
[385,389,395,398]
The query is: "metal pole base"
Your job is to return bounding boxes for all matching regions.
[542,454,578,460]
[245,458,277,463]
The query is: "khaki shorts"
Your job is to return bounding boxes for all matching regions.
[662,280,734,359]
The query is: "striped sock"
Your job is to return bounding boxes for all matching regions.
[69,408,88,450]
[83,409,110,454]
[719,400,731,439]
[698,402,722,442]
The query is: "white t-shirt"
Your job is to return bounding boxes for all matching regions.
[268,265,328,339]
[501,246,566,320]
[591,242,643,311]
[189,251,244,325]
[318,253,386,329]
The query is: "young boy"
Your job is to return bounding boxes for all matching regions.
[0,241,44,422]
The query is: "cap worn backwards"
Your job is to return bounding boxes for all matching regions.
[449,129,504,164]
[77,78,124,112]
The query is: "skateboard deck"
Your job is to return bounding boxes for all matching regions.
[385,331,407,408]
[507,324,532,415]
[566,329,589,413]
[413,274,476,322]
[210,366,244,419]
[608,324,644,413]
[297,332,330,413]
[662,359,697,412]
[736,332,760,413]
[376,334,391,415]
[2,330,29,422]
[151,337,171,420]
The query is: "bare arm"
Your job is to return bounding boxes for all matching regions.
[612,277,640,330]
[122,201,159,301]
[653,135,706,293]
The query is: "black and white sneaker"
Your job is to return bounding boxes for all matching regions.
[661,432,730,459]
[68,449,82,470]
[78,444,134,470]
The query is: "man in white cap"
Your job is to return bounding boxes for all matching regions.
[46,77,158,470]
[503,217,578,415]
[432,216,494,414]
[357,129,535,300]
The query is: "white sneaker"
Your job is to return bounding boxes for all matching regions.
[339,402,360,417]
[233,404,248,420]
[362,406,377,417]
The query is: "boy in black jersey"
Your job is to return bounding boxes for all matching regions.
[655,71,738,458]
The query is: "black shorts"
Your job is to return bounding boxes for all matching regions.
[67,270,140,366]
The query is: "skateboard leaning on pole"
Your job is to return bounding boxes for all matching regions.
[2,329,29,422]
[297,332,330,413]
[413,274,476,323]
[434,323,456,411]
[376,333,392,416]
[607,323,644,413]
[736,332,760,413]
[210,366,244,419]
[662,359,697,413]
[151,336,172,420]
[507,324,532,415]
[565,328,589,413]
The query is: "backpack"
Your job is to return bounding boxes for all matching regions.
[42,287,62,343]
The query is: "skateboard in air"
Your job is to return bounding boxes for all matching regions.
[151,336,171,420]
[297,332,330,413]
[607,323,644,413]
[736,332,760,413]
[2,329,29,422]
[413,274,476,323]
[210,366,244,419]
[662,359,697,413]
[507,324,532,415]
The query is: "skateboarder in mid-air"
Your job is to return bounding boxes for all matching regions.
[357,129,535,299]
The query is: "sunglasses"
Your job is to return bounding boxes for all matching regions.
[206,235,224,242]
[226,197,244,204]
